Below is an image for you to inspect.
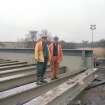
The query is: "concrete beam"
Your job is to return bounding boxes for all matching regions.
[0,63,35,70]
[0,62,27,67]
[0,66,36,77]
[0,61,18,64]
[0,72,72,105]
[0,71,36,91]
[23,68,97,105]
[0,66,67,91]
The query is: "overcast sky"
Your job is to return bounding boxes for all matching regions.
[0,0,105,42]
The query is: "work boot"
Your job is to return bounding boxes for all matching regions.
[55,76,58,79]
[36,76,43,85]
[36,81,43,85]
[41,79,48,83]
[51,76,58,80]
[40,77,48,83]
[51,78,55,80]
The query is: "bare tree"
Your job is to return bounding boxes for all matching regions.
[24,31,38,48]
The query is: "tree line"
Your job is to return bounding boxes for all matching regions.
[23,34,105,49]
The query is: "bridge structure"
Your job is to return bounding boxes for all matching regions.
[0,49,97,105]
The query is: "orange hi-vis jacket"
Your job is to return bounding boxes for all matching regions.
[49,43,63,63]
[35,40,51,63]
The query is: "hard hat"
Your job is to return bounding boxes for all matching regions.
[40,29,48,38]
[53,36,59,41]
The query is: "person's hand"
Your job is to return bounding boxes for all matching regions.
[35,58,38,62]
[50,58,54,65]
[51,57,54,62]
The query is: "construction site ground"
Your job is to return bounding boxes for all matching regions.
[70,66,105,105]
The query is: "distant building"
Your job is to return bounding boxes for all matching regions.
[0,42,26,48]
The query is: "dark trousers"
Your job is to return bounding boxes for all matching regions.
[37,59,48,81]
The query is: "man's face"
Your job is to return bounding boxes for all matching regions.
[54,40,58,44]
[42,37,47,43]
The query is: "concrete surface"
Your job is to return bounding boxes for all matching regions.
[70,67,105,105]
[23,69,97,105]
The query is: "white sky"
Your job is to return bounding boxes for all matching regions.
[0,0,105,42]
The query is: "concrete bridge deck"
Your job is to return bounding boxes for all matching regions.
[0,49,97,105]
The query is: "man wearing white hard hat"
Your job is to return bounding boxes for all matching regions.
[35,30,51,85]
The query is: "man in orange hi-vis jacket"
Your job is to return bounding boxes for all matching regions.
[49,36,63,80]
